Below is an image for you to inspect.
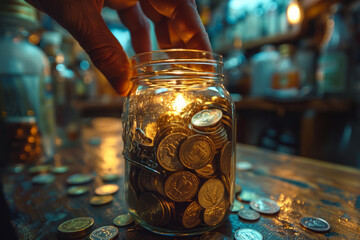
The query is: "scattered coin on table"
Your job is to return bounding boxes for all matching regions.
[58,217,94,239]
[67,186,89,196]
[95,184,119,195]
[101,173,120,182]
[31,173,55,184]
[89,195,113,206]
[90,225,118,240]
[237,190,259,202]
[250,198,280,214]
[236,161,253,171]
[52,166,69,174]
[9,164,25,173]
[199,232,230,240]
[113,213,134,227]
[237,209,260,221]
[231,199,245,212]
[234,228,263,240]
[28,165,51,174]
[66,173,94,185]
[300,216,331,232]
[88,137,102,146]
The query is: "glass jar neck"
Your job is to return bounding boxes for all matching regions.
[130,49,224,84]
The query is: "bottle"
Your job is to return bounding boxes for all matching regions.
[122,49,236,235]
[316,3,352,98]
[0,0,55,165]
[250,45,280,97]
[271,44,300,92]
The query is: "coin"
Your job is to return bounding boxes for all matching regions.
[179,135,215,170]
[237,190,259,202]
[198,179,225,208]
[235,183,242,193]
[101,174,120,182]
[58,217,94,235]
[32,174,55,184]
[231,200,245,212]
[67,186,90,196]
[89,195,113,206]
[237,209,260,221]
[219,141,232,176]
[157,132,188,171]
[165,171,199,202]
[203,199,227,226]
[113,213,133,227]
[300,217,330,232]
[236,161,253,171]
[250,198,280,214]
[95,184,119,195]
[90,226,118,240]
[182,201,202,229]
[153,174,167,197]
[200,232,230,240]
[191,109,223,128]
[66,173,94,185]
[28,165,51,174]
[137,192,167,227]
[195,161,217,179]
[234,229,263,240]
[52,166,69,174]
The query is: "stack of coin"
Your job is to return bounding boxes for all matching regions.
[125,105,234,231]
[57,217,94,239]
[190,109,228,153]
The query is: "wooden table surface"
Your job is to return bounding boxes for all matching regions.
[1,118,360,240]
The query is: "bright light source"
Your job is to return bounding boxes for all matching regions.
[287,2,302,25]
[172,94,187,113]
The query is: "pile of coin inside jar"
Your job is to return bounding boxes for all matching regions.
[125,101,234,232]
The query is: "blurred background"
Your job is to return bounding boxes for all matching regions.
[1,0,360,169]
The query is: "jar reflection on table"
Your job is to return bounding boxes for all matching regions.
[121,50,236,236]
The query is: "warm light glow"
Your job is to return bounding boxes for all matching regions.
[172,94,188,113]
[287,2,302,25]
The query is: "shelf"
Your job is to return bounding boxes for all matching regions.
[235,97,353,113]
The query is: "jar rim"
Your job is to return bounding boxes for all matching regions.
[130,49,222,62]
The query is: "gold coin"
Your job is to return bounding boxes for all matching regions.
[191,109,223,128]
[89,195,113,206]
[165,171,199,202]
[204,199,227,226]
[137,192,166,227]
[198,179,225,208]
[179,135,215,170]
[95,184,119,196]
[219,141,232,176]
[157,132,188,171]
[195,161,217,179]
[113,213,133,227]
[182,201,202,229]
[58,217,94,234]
[153,174,167,197]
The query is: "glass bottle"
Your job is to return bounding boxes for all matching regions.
[0,0,55,165]
[122,49,236,236]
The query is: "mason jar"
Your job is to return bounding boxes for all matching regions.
[122,49,236,236]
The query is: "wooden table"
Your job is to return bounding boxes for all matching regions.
[1,118,360,240]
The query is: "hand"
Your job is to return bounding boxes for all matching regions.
[25,0,211,96]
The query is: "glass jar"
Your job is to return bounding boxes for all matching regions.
[122,49,236,236]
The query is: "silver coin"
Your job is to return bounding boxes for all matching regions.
[101,174,120,182]
[66,173,94,185]
[52,166,69,174]
[88,137,102,146]
[300,217,330,232]
[32,174,55,184]
[237,190,259,202]
[67,186,89,196]
[90,225,118,240]
[234,229,263,240]
[237,209,260,221]
[113,213,134,227]
[200,232,230,240]
[236,161,253,171]
[250,198,280,214]
[231,200,245,213]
